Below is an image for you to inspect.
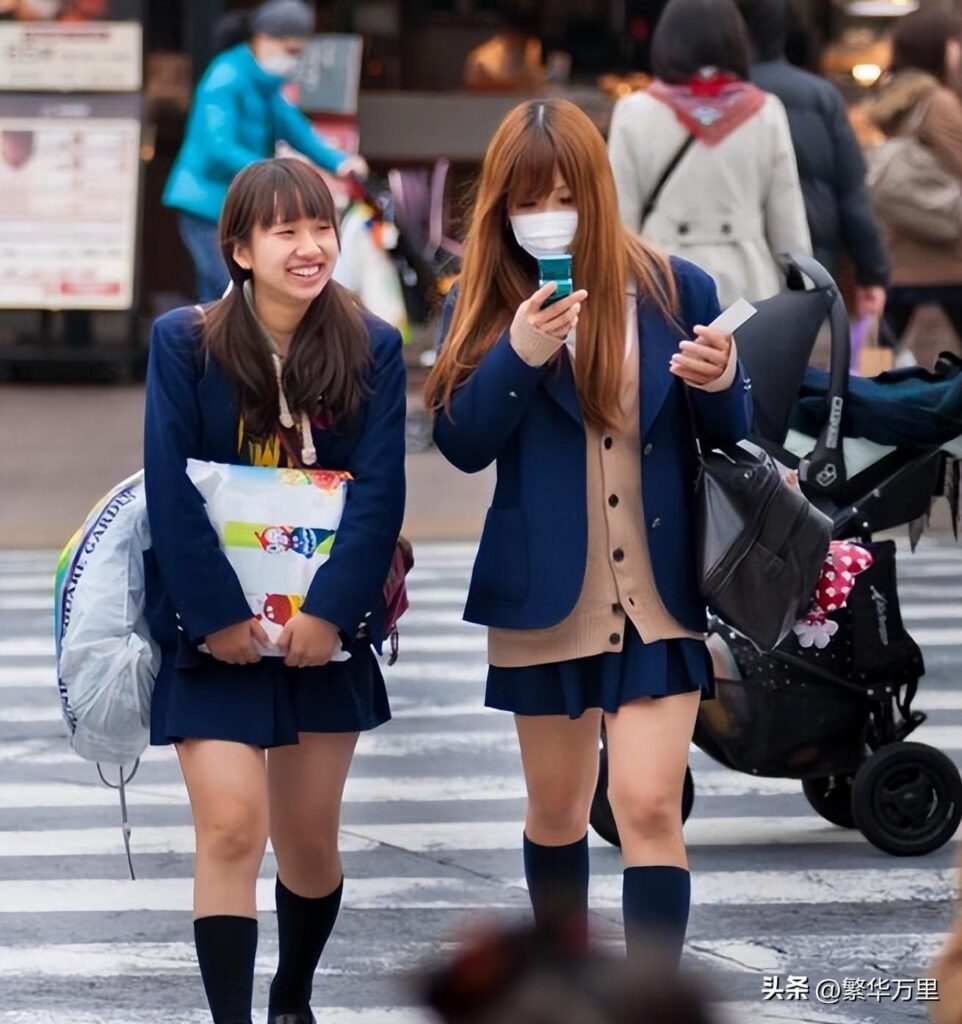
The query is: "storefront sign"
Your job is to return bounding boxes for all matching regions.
[0,94,141,310]
[0,21,142,91]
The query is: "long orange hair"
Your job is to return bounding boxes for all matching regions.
[425,98,678,430]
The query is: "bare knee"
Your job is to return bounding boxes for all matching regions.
[273,827,340,874]
[607,780,681,841]
[527,782,593,841]
[196,802,267,866]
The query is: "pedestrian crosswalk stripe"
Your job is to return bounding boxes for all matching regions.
[0,544,958,1024]
[0,868,954,915]
[2,818,959,860]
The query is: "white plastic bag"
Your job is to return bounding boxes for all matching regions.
[54,472,158,766]
[186,461,352,657]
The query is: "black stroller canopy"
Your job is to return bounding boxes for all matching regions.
[733,279,835,446]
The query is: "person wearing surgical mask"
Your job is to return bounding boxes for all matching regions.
[163,0,368,304]
[426,99,752,972]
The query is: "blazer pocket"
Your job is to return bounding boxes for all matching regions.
[470,507,529,605]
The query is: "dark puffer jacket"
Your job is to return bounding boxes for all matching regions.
[751,58,889,287]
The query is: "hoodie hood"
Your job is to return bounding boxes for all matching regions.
[866,71,941,135]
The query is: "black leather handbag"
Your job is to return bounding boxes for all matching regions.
[691,418,832,651]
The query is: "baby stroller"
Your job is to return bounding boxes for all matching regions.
[590,253,962,857]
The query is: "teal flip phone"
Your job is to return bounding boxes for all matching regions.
[537,254,573,306]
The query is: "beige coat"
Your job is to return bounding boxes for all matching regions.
[608,90,812,307]
[865,72,962,287]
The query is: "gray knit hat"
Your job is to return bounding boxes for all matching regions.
[251,0,313,38]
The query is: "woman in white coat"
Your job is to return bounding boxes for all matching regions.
[608,0,811,307]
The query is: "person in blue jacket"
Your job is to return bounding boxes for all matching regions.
[425,99,752,971]
[163,0,367,304]
[145,157,405,1024]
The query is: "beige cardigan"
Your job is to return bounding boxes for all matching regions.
[488,300,735,668]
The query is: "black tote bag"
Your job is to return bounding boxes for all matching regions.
[690,415,832,650]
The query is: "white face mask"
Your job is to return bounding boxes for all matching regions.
[257,52,299,79]
[509,210,578,258]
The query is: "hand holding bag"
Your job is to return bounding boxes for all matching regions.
[688,395,832,650]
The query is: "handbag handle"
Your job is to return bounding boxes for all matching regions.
[641,133,696,228]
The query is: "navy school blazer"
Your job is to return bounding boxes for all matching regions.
[143,305,406,658]
[433,257,753,634]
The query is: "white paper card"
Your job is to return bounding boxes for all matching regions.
[708,297,758,336]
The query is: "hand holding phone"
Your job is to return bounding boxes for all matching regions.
[513,281,588,343]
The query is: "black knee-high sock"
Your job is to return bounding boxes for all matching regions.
[523,834,590,946]
[193,915,257,1024]
[268,876,344,1016]
[622,865,691,969]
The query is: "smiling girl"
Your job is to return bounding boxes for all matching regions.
[144,158,406,1024]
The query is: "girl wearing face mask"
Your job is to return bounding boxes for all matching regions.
[146,157,405,1024]
[164,0,368,304]
[426,99,752,971]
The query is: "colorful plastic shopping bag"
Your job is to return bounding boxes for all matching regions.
[185,460,352,656]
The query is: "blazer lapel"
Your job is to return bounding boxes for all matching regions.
[197,360,241,463]
[543,346,583,425]
[640,300,678,437]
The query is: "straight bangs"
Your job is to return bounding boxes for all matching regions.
[504,124,560,209]
[263,162,338,230]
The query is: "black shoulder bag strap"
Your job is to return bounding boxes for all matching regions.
[640,133,696,228]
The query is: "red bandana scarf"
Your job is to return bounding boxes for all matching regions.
[647,68,767,146]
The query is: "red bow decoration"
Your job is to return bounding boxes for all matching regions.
[687,69,741,98]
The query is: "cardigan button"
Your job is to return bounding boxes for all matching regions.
[609,632,621,645]
[678,222,690,235]
[651,517,662,529]
[608,494,619,508]
[509,390,518,398]
[643,443,653,456]
[613,548,625,562]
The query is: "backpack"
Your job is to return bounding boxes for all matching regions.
[866,98,962,245]
[54,471,157,879]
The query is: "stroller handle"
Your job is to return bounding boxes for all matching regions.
[778,252,851,497]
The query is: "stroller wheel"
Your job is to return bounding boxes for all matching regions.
[801,774,857,829]
[852,742,962,857]
[589,745,695,848]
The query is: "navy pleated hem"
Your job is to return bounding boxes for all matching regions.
[485,623,715,719]
[149,637,390,748]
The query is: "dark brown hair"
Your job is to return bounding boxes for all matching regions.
[204,158,369,439]
[651,0,752,83]
[892,9,962,83]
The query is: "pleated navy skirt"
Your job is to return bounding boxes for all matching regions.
[485,620,715,718]
[150,634,390,748]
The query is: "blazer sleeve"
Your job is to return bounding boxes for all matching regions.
[300,326,407,634]
[678,264,754,444]
[763,97,813,261]
[431,289,547,474]
[272,93,348,174]
[608,96,645,233]
[143,316,252,643]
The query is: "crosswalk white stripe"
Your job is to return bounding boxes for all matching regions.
[0,771,829,806]
[0,931,947,980]
[0,707,957,756]
[0,1004,871,1024]
[0,1011,422,1024]
[0,868,954,914]
[2,817,959,859]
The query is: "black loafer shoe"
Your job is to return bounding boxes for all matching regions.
[268,1014,315,1024]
